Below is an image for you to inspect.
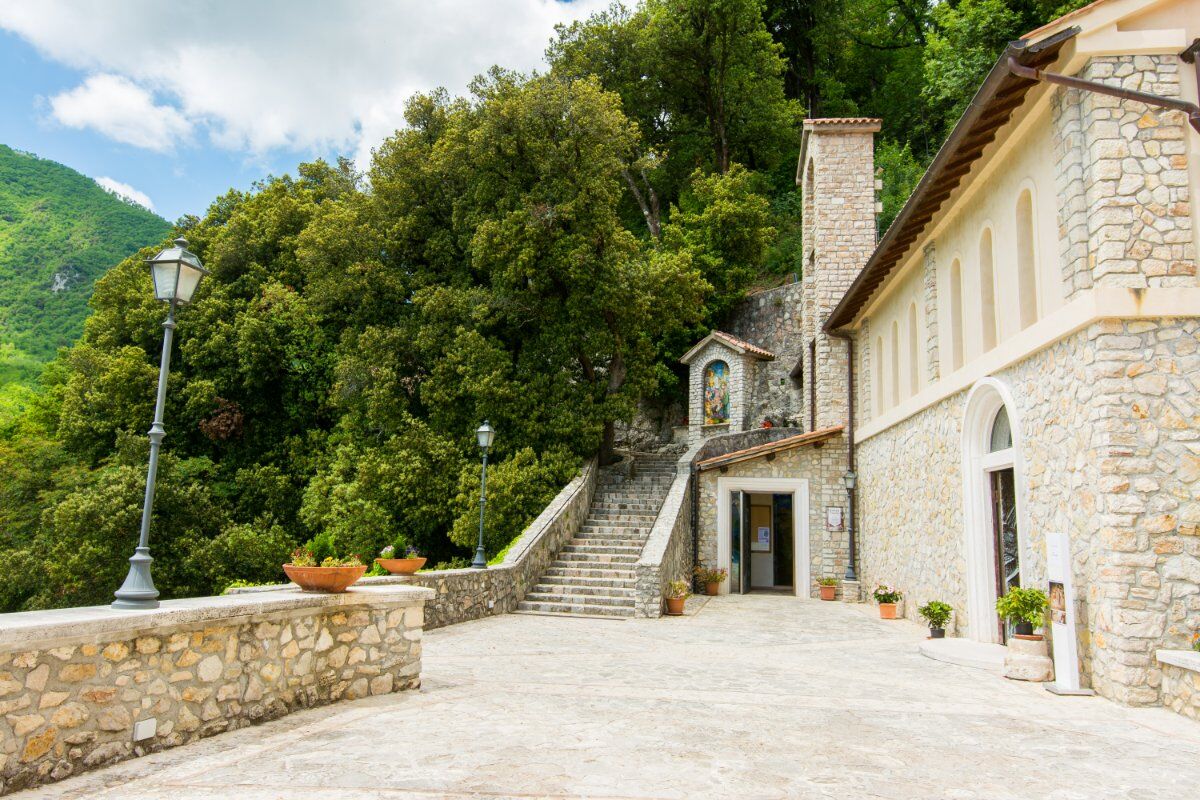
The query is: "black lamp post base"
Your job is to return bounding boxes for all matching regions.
[112,547,160,610]
[471,546,488,569]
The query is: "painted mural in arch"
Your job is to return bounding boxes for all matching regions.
[704,361,730,424]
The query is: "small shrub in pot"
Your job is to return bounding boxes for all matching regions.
[918,600,953,638]
[665,579,691,616]
[694,566,728,596]
[817,576,839,601]
[873,584,903,619]
[996,587,1049,637]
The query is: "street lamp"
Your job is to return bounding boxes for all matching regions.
[471,421,496,569]
[842,469,858,582]
[113,238,209,610]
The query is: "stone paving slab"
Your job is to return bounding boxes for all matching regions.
[13,595,1200,799]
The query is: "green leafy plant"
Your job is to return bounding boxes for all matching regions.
[694,566,728,584]
[221,579,274,594]
[817,577,839,587]
[918,600,953,629]
[666,579,691,600]
[320,554,363,568]
[1190,632,1199,653]
[995,587,1049,627]
[873,584,902,604]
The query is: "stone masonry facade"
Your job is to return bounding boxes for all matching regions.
[727,282,804,426]
[0,589,427,794]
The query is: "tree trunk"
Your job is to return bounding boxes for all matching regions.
[621,168,661,240]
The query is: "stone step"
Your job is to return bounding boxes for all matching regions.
[571,535,644,547]
[591,500,661,509]
[525,589,635,606]
[515,599,635,617]
[562,543,642,556]
[542,566,636,580]
[534,574,637,590]
[554,551,639,565]
[580,520,651,530]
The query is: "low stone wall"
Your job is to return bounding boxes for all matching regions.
[636,455,694,617]
[0,586,431,795]
[233,459,597,630]
[1157,650,1200,722]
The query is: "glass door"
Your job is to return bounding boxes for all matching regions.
[990,467,1020,641]
[730,490,753,594]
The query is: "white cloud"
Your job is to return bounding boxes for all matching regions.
[1,1,608,164]
[94,176,155,211]
[49,74,192,152]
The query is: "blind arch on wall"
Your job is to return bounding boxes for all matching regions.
[979,228,998,352]
[907,302,919,397]
[890,320,900,408]
[1016,188,1038,330]
[949,258,964,371]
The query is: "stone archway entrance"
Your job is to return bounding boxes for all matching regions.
[961,378,1029,644]
[715,477,810,596]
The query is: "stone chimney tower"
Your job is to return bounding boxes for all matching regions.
[797,118,881,431]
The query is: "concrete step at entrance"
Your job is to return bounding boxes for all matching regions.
[532,583,635,599]
[534,574,636,590]
[542,566,636,581]
[524,590,634,608]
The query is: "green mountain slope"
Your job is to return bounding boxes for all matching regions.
[0,145,171,369]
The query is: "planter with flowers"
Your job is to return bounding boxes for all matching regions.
[284,547,366,593]
[817,577,839,601]
[996,587,1053,682]
[375,542,427,575]
[873,584,903,619]
[665,579,691,616]
[694,566,728,596]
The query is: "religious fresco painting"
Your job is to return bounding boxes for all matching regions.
[703,360,730,424]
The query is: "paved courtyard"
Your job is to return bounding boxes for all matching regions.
[15,595,1200,799]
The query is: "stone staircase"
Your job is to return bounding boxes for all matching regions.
[516,454,678,618]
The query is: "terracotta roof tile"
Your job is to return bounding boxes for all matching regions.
[710,331,775,359]
[696,426,845,471]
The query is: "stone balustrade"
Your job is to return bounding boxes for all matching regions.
[0,585,431,795]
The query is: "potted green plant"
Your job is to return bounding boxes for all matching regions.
[665,579,691,616]
[375,541,427,575]
[817,577,839,601]
[873,584,903,619]
[694,566,728,596]
[283,546,366,593]
[918,600,953,638]
[996,587,1049,638]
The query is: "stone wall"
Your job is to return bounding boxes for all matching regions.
[726,282,804,426]
[0,586,430,794]
[687,340,753,445]
[1157,651,1200,722]
[636,455,695,617]
[855,317,1200,705]
[696,436,852,597]
[235,459,597,631]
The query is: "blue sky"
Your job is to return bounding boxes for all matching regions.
[0,1,605,222]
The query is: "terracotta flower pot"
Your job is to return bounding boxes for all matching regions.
[705,581,720,596]
[878,602,898,619]
[665,596,686,616]
[819,585,837,601]
[283,564,366,593]
[375,557,427,575]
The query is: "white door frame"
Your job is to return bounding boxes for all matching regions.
[715,477,810,596]
[961,378,1030,643]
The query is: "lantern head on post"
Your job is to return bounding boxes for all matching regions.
[148,237,208,305]
[842,470,857,491]
[476,420,496,451]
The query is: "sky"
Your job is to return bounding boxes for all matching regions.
[0,1,607,222]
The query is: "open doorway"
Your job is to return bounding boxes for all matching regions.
[719,478,809,596]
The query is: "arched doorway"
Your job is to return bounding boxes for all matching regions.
[961,379,1029,643]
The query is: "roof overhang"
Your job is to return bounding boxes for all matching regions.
[696,426,844,472]
[680,331,775,364]
[823,27,1080,332]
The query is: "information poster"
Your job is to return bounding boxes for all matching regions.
[826,506,844,532]
[1045,531,1088,694]
[751,526,771,552]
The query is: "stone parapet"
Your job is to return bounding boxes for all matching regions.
[635,450,696,617]
[1157,650,1200,722]
[0,585,431,794]
[234,459,597,631]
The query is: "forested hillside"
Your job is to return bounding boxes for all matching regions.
[0,0,1084,612]
[0,146,170,382]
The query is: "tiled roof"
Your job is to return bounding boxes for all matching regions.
[696,426,845,471]
[680,331,775,364]
[804,118,883,126]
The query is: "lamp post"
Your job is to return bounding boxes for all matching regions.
[842,469,858,582]
[113,238,209,610]
[471,421,496,569]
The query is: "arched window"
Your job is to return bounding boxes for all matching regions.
[890,320,900,407]
[703,360,730,424]
[874,335,884,414]
[979,229,997,352]
[949,258,964,371]
[907,302,919,397]
[1016,189,1038,330]
[989,405,1012,452]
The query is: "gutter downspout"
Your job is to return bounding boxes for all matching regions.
[828,329,858,583]
[1007,44,1200,135]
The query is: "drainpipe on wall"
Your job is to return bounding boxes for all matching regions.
[1006,43,1200,135]
[828,329,858,583]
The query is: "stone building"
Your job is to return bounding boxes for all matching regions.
[677,0,1200,709]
